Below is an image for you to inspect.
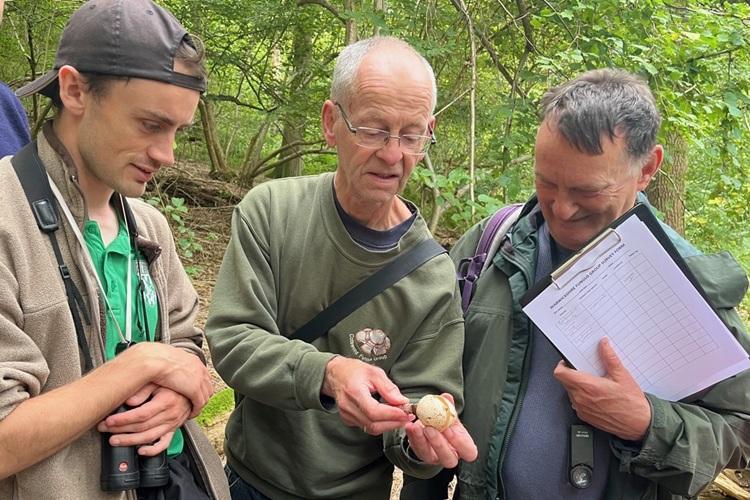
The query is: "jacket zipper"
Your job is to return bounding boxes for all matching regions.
[495,248,534,500]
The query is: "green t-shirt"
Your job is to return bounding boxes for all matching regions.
[84,219,183,457]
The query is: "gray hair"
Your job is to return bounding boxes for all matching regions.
[330,36,437,112]
[540,69,661,169]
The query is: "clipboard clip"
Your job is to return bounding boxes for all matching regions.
[550,228,623,290]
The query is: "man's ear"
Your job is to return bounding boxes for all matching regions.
[57,65,87,116]
[636,145,663,190]
[321,100,337,147]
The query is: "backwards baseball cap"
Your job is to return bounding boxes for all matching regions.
[16,0,206,99]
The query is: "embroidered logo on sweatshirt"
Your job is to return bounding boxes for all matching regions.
[350,328,391,362]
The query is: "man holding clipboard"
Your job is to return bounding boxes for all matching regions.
[404,69,750,500]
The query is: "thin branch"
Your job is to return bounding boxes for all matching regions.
[435,87,471,117]
[205,93,274,112]
[422,154,444,233]
[255,149,337,176]
[31,100,53,138]
[514,0,535,53]
[455,0,478,219]
[686,47,741,64]
[262,139,324,167]
[540,0,577,44]
[448,0,520,94]
[297,0,345,24]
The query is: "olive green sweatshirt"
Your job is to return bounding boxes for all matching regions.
[206,173,464,499]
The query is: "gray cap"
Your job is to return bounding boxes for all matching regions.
[16,0,206,98]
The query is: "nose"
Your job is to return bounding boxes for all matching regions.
[148,134,176,167]
[375,137,404,166]
[551,192,579,221]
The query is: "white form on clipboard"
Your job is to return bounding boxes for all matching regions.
[521,209,750,402]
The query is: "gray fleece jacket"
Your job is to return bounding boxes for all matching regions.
[0,126,229,500]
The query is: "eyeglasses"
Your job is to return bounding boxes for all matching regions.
[335,102,436,156]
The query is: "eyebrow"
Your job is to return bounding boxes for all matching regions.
[534,172,554,183]
[137,109,195,130]
[353,111,428,132]
[535,172,607,191]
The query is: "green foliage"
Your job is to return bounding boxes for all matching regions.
[1,0,748,287]
[196,388,234,428]
[147,196,204,276]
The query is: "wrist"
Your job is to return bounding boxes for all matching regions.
[321,355,342,398]
[114,342,163,383]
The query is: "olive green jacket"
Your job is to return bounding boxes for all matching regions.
[206,173,465,500]
[418,196,750,500]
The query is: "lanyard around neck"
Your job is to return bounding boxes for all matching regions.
[47,174,133,343]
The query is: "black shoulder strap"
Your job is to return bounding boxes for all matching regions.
[290,237,446,344]
[11,143,94,372]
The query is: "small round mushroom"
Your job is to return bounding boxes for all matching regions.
[415,394,457,432]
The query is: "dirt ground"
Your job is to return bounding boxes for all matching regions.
[171,164,749,500]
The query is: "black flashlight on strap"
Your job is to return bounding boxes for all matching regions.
[569,424,594,489]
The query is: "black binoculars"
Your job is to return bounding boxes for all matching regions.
[100,404,170,491]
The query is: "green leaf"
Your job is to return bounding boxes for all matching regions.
[681,31,701,41]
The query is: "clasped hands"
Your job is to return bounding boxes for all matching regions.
[323,356,478,468]
[97,343,213,456]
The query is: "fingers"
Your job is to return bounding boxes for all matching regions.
[124,383,158,408]
[100,388,191,453]
[363,418,415,436]
[108,422,174,448]
[553,359,581,387]
[553,340,650,441]
[440,393,455,405]
[425,428,462,468]
[370,372,409,406]
[137,431,174,457]
[598,338,629,381]
[324,357,411,431]
[405,421,438,463]
[172,355,212,418]
[133,343,213,415]
[340,389,413,432]
[98,388,191,436]
[405,420,478,467]
[443,422,478,462]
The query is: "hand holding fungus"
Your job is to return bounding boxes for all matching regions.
[414,395,457,432]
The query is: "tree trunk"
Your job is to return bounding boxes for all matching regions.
[273,122,304,178]
[199,98,229,178]
[239,118,272,187]
[273,21,312,178]
[345,0,358,44]
[646,131,687,234]
[373,0,384,36]
[455,0,477,220]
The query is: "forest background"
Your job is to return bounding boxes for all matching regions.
[2,0,750,497]
[2,0,748,296]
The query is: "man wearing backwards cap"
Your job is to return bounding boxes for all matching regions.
[0,1,228,499]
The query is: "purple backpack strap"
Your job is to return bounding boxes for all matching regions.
[458,203,523,313]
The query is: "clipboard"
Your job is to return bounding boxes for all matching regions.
[519,203,750,402]
[521,204,709,310]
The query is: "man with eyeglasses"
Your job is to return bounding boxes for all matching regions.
[206,36,477,499]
